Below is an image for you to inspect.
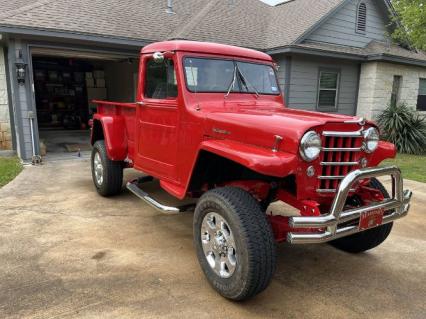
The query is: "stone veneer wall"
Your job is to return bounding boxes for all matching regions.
[357,61,426,120]
[0,46,12,150]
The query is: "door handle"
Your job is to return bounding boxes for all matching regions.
[136,101,145,106]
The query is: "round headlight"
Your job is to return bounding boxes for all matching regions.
[300,131,322,162]
[363,127,379,153]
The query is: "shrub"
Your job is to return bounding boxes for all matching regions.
[0,156,23,188]
[376,103,426,155]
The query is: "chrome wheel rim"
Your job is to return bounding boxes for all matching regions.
[93,152,104,185]
[201,212,237,278]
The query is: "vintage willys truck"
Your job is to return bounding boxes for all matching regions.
[90,41,412,301]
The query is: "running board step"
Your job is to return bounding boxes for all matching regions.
[126,180,194,214]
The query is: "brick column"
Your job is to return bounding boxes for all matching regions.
[0,46,12,150]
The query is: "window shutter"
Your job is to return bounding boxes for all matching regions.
[417,79,426,111]
[357,3,367,33]
[419,78,426,95]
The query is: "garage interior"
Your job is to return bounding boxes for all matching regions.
[31,48,138,158]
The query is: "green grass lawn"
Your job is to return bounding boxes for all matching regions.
[382,154,426,183]
[0,157,23,188]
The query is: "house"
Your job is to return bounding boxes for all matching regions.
[0,0,425,160]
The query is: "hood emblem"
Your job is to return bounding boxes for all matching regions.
[213,128,231,135]
[344,117,365,126]
[272,135,283,153]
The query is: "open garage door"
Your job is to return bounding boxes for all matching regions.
[30,47,139,160]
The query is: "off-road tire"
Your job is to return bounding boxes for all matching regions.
[330,178,393,253]
[91,140,123,197]
[193,186,276,301]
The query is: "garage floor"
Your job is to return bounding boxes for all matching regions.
[0,159,425,318]
[38,130,92,161]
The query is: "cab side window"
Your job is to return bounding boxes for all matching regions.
[145,59,178,99]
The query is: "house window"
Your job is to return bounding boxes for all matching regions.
[145,59,178,99]
[417,78,426,111]
[356,2,367,33]
[317,70,340,111]
[390,75,402,106]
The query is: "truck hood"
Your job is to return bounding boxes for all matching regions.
[204,106,360,154]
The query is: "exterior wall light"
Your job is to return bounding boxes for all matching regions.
[15,62,27,85]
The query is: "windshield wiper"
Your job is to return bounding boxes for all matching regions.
[225,64,237,98]
[237,67,259,98]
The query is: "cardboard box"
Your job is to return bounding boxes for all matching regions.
[95,79,106,88]
[87,87,107,112]
[93,70,105,79]
[85,78,95,88]
[34,70,46,80]
[48,71,58,81]
[74,72,84,83]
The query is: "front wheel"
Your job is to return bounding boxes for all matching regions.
[330,178,393,253]
[193,187,276,301]
[91,140,123,197]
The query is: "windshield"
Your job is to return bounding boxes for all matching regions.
[183,57,280,95]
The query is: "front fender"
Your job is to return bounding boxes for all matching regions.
[92,114,128,161]
[200,139,297,177]
[369,141,397,166]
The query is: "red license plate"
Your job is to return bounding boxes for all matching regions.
[359,208,384,230]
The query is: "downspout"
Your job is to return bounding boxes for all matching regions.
[28,111,41,164]
[26,44,42,164]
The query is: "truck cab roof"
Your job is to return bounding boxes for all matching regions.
[141,40,273,62]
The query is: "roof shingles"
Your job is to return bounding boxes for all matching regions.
[0,0,340,49]
[0,0,424,63]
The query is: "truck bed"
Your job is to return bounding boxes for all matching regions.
[92,100,137,161]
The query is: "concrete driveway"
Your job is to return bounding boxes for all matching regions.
[0,159,425,319]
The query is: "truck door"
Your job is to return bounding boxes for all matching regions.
[134,55,179,180]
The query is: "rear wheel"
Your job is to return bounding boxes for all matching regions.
[193,187,276,301]
[91,140,123,197]
[330,178,393,253]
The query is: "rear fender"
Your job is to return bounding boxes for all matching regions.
[91,114,128,161]
[199,139,297,177]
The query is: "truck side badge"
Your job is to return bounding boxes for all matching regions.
[272,135,283,152]
[213,128,231,135]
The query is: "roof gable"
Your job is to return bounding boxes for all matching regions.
[302,0,391,48]
[265,0,345,49]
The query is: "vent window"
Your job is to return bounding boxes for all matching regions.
[357,2,367,33]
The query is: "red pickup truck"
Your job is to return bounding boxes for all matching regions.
[90,40,412,300]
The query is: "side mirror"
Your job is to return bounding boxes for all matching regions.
[153,52,165,64]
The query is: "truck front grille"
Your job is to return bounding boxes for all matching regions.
[317,130,364,193]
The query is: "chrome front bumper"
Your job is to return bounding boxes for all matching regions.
[287,166,412,244]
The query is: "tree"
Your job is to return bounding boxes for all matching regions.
[391,0,426,50]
